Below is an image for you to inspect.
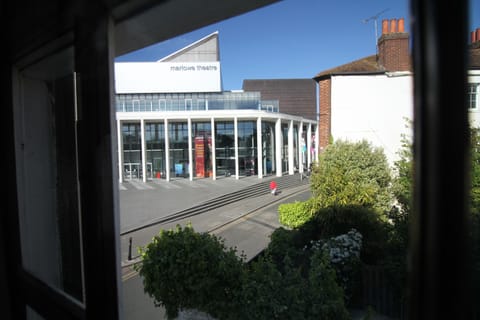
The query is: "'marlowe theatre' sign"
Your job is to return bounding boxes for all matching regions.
[115,62,222,94]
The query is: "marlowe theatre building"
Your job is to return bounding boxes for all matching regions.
[115,32,319,182]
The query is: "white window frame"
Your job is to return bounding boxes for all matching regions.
[468,83,479,110]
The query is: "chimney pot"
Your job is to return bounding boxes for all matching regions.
[398,18,405,33]
[390,19,398,33]
[382,19,389,34]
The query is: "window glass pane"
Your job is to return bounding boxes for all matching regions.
[14,47,84,303]
[169,122,189,177]
[146,122,166,179]
[27,305,46,320]
[468,83,479,109]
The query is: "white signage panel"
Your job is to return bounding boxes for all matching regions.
[115,62,222,93]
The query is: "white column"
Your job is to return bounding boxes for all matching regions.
[270,125,275,173]
[298,121,304,174]
[141,119,147,182]
[211,117,216,180]
[234,117,239,179]
[164,119,170,181]
[117,119,123,183]
[188,118,193,181]
[307,123,312,169]
[275,118,282,177]
[257,117,263,179]
[288,120,294,175]
[314,125,319,161]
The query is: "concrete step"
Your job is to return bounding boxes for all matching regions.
[120,173,310,235]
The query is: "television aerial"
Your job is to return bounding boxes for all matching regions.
[362,8,390,54]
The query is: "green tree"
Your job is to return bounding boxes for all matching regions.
[388,124,480,316]
[136,224,245,319]
[469,128,480,318]
[310,139,393,216]
[470,127,480,218]
[306,250,350,320]
[240,255,308,320]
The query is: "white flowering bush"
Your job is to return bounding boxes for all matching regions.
[308,229,363,302]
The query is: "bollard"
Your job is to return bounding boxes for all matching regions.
[128,237,132,260]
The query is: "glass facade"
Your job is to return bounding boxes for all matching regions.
[262,122,276,175]
[145,122,165,179]
[122,123,142,179]
[169,122,189,178]
[120,118,316,181]
[215,121,235,176]
[281,123,289,173]
[192,122,212,178]
[116,91,278,113]
[237,121,257,176]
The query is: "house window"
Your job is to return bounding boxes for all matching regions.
[468,83,479,109]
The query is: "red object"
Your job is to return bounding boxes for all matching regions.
[270,181,277,190]
[156,172,161,178]
[382,19,388,35]
[398,18,405,33]
[390,19,397,33]
[195,136,205,177]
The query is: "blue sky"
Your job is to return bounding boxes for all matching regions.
[116,0,480,90]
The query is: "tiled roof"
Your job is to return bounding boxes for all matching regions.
[313,55,383,81]
[314,44,480,81]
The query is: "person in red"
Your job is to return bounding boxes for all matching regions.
[269,180,277,195]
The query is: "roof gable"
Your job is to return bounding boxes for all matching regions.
[315,45,480,81]
[313,55,383,81]
[158,31,220,63]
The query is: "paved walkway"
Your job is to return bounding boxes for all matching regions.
[120,173,312,320]
[120,175,274,233]
[119,174,394,320]
[119,174,308,264]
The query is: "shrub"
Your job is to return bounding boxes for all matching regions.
[306,250,351,320]
[310,139,393,216]
[240,255,307,319]
[263,227,301,269]
[137,224,352,320]
[276,205,388,265]
[308,229,363,304]
[136,224,245,319]
[241,252,349,320]
[278,197,317,228]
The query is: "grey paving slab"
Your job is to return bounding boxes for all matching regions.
[119,175,267,233]
[120,175,312,320]
[120,183,311,263]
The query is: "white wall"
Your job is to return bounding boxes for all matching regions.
[468,70,480,128]
[331,73,414,166]
[115,61,222,93]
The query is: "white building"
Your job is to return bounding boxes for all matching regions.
[115,32,319,182]
[468,27,480,125]
[315,19,480,166]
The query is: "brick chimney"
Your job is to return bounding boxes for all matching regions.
[472,28,480,44]
[377,18,411,71]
